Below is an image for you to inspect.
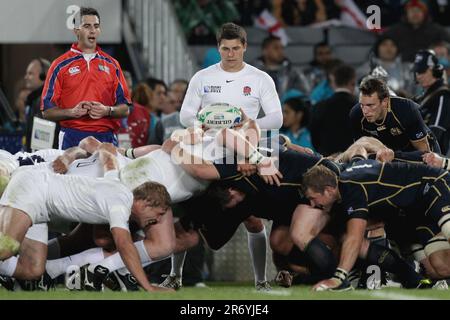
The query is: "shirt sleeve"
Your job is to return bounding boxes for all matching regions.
[404,100,429,141]
[256,72,283,129]
[213,158,240,179]
[113,60,132,106]
[41,60,62,111]
[340,182,369,220]
[180,72,203,128]
[99,185,132,231]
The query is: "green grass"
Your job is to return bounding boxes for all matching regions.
[1,282,450,300]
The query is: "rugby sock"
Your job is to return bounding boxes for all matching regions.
[170,252,187,277]
[89,240,167,273]
[247,226,267,283]
[0,255,18,277]
[366,242,424,288]
[46,247,104,279]
[304,237,337,279]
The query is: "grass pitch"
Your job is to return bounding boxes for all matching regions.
[1,282,450,300]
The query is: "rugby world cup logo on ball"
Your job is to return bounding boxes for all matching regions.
[197,103,242,129]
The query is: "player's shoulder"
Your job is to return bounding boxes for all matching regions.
[96,48,121,67]
[195,63,221,76]
[390,96,417,111]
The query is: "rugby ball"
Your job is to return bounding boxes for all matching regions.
[197,103,242,129]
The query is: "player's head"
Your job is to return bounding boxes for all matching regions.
[207,183,246,209]
[413,49,444,88]
[216,23,247,71]
[131,181,171,231]
[359,76,390,123]
[302,165,339,211]
[74,7,101,51]
[24,58,50,90]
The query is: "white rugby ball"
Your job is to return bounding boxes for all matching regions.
[197,103,242,129]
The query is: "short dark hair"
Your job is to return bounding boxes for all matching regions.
[216,23,247,45]
[79,7,100,23]
[146,77,167,91]
[262,35,281,49]
[133,181,171,209]
[332,64,356,87]
[206,182,233,208]
[302,165,338,194]
[283,98,311,128]
[359,76,390,101]
[314,41,330,55]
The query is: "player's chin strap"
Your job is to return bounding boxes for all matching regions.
[0,232,20,256]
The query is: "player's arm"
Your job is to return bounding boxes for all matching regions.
[120,145,162,159]
[42,101,90,121]
[52,146,89,174]
[111,227,164,292]
[337,218,367,273]
[98,144,119,176]
[257,74,283,129]
[410,137,430,152]
[161,139,220,180]
[179,73,203,128]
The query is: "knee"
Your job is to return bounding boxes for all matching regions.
[243,216,264,233]
[94,237,115,251]
[289,230,313,252]
[269,231,292,256]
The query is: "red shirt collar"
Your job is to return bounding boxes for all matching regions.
[70,43,101,55]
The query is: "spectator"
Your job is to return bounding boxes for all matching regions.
[429,0,450,26]
[280,97,313,149]
[309,59,342,105]
[23,58,60,151]
[430,41,450,84]
[310,64,357,156]
[169,79,189,109]
[236,0,271,26]
[357,36,415,96]
[173,0,239,44]
[41,7,131,149]
[253,35,309,97]
[303,42,334,91]
[384,0,450,62]
[272,0,340,26]
[413,49,450,154]
[14,83,30,124]
[145,78,168,144]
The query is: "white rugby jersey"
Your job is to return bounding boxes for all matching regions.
[180,63,282,129]
[120,149,209,203]
[45,172,132,230]
[66,152,132,177]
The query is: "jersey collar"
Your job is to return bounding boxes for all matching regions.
[70,43,100,55]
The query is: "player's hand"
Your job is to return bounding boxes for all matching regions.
[162,138,178,154]
[88,101,109,119]
[233,108,249,129]
[52,156,70,174]
[375,147,394,162]
[422,152,444,168]
[312,278,341,291]
[117,147,126,156]
[184,127,203,145]
[237,163,257,176]
[71,101,91,118]
[257,157,283,186]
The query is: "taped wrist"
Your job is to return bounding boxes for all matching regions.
[248,149,265,165]
[332,268,348,282]
[442,157,450,171]
[0,232,20,255]
[125,148,136,159]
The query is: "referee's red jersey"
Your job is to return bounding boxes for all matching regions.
[41,43,131,132]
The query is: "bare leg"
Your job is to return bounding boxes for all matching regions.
[0,207,32,260]
[14,238,47,280]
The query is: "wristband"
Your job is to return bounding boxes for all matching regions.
[332,268,348,282]
[442,157,450,171]
[125,148,136,159]
[248,149,265,165]
[108,106,113,117]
